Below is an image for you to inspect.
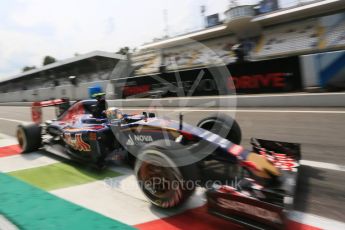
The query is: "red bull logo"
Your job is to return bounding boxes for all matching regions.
[63,133,91,152]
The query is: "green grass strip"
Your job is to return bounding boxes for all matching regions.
[9,163,120,190]
[0,173,134,230]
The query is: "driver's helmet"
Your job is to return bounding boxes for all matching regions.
[105,107,123,120]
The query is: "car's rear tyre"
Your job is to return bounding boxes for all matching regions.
[17,123,42,153]
[135,140,199,209]
[197,113,242,144]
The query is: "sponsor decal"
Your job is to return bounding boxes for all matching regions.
[63,133,91,152]
[217,198,282,224]
[273,153,299,171]
[228,73,288,90]
[228,144,244,156]
[134,135,153,142]
[123,85,150,96]
[126,135,134,146]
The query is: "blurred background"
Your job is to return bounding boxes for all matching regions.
[0,0,344,101]
[0,2,345,228]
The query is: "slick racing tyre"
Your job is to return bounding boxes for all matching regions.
[135,140,199,209]
[197,113,242,145]
[17,123,42,153]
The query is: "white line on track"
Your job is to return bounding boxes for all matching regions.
[0,133,17,148]
[300,160,345,172]
[0,215,19,230]
[289,211,345,230]
[122,108,345,114]
[0,117,28,123]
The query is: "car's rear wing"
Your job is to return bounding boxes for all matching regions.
[31,98,70,124]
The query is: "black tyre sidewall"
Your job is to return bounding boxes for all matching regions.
[135,140,199,208]
[17,123,42,153]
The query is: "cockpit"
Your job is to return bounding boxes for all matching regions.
[105,107,124,120]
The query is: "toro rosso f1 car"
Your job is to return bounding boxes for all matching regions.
[17,98,300,229]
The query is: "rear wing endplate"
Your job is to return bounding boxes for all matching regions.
[31,99,68,124]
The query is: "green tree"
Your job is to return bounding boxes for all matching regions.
[22,66,36,72]
[116,47,130,55]
[43,56,57,65]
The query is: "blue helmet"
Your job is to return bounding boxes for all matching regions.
[89,85,105,99]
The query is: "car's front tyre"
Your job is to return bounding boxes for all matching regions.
[135,140,199,209]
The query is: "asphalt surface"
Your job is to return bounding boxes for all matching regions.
[0,106,344,222]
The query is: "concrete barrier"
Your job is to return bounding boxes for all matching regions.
[237,92,345,107]
[0,102,33,106]
[107,92,345,107]
[1,92,345,107]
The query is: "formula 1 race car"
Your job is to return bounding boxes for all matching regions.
[17,98,300,229]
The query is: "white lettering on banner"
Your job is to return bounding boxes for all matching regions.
[217,198,282,224]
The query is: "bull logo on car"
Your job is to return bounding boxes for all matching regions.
[63,133,91,152]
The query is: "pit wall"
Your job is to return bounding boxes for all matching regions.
[0,81,109,103]
[1,93,345,107]
[0,50,344,103]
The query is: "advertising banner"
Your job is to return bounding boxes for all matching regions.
[301,50,345,90]
[112,56,302,99]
